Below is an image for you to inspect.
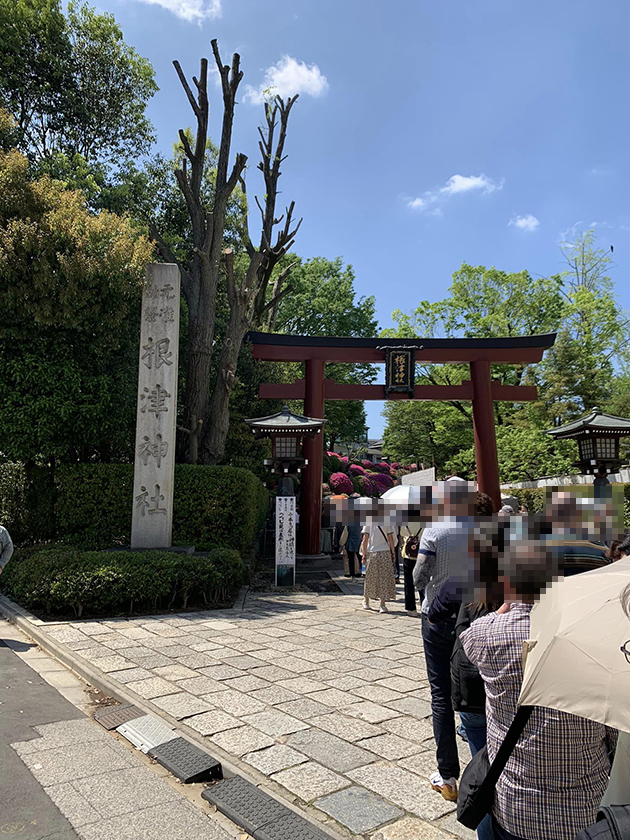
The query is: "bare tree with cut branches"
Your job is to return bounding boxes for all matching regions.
[150,41,301,464]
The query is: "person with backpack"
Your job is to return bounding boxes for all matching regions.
[0,523,13,573]
[360,522,396,613]
[400,520,425,615]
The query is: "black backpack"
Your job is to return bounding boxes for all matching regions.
[576,807,630,840]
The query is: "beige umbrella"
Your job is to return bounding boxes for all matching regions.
[518,556,630,732]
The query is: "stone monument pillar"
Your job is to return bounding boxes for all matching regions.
[131,264,180,549]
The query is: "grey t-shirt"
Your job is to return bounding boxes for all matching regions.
[413,517,473,614]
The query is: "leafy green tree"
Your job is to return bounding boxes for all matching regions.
[0,142,154,462]
[0,0,157,180]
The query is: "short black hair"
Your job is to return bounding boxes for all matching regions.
[504,541,558,601]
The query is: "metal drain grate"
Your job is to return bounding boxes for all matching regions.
[148,737,222,783]
[116,714,178,753]
[202,777,332,840]
[254,813,332,840]
[202,777,286,835]
[93,704,143,731]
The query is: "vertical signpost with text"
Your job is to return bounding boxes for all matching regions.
[275,496,296,586]
[131,264,180,549]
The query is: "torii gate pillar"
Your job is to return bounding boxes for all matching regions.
[471,360,501,510]
[301,359,325,555]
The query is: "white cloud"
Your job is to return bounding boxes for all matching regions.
[128,0,221,23]
[244,56,328,104]
[509,214,540,232]
[407,173,503,213]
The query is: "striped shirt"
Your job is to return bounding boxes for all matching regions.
[461,603,617,840]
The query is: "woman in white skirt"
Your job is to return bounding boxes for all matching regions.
[360,523,396,613]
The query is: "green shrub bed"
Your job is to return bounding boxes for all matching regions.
[0,546,245,618]
[0,463,268,552]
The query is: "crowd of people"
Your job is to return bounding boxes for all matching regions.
[330,479,630,840]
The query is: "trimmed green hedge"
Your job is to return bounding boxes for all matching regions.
[0,546,245,618]
[0,463,268,553]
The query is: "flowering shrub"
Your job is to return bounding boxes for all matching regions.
[354,474,377,496]
[361,460,372,467]
[372,472,395,493]
[329,472,353,495]
[349,464,367,476]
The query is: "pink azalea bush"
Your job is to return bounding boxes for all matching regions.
[355,474,377,496]
[329,472,353,495]
[372,472,395,493]
[349,464,367,476]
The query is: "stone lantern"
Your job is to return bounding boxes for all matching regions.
[546,407,630,475]
[244,405,325,479]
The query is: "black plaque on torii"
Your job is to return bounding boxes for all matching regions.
[378,345,417,397]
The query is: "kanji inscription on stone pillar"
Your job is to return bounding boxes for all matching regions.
[131,264,180,549]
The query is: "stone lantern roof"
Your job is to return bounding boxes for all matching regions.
[546,407,630,440]
[244,405,325,439]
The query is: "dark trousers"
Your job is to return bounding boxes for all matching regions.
[346,550,361,576]
[403,557,417,611]
[394,544,401,578]
[491,817,526,840]
[421,613,459,780]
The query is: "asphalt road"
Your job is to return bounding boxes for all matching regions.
[0,636,81,840]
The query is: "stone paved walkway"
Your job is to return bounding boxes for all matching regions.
[18,585,475,840]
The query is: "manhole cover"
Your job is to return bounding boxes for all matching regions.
[116,714,177,753]
[94,704,142,731]
[202,777,286,835]
[149,737,222,783]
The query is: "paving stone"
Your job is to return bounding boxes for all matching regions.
[276,677,327,695]
[305,688,360,708]
[222,675,271,693]
[249,685,301,705]
[148,737,222,783]
[183,710,244,736]
[177,652,226,669]
[356,733,420,760]
[190,640,231,653]
[140,622,184,637]
[382,716,434,745]
[116,626,154,640]
[346,639,390,652]
[396,750,436,778]
[46,782,101,826]
[348,762,456,820]
[31,719,110,748]
[151,664,199,681]
[47,627,91,644]
[96,634,132,650]
[286,727,376,773]
[111,667,152,684]
[75,646,111,663]
[243,710,309,736]
[124,676,181,699]
[248,665,297,682]
[197,664,247,680]
[377,676,424,693]
[350,667,392,682]
[356,656,399,671]
[308,713,384,742]
[373,816,454,840]
[277,657,320,674]
[272,761,350,802]
[158,644,199,658]
[177,676,229,695]
[211,724,275,756]
[325,659,366,673]
[344,701,401,723]
[23,741,134,786]
[242,744,308,774]
[201,688,267,717]
[324,676,367,691]
[352,684,404,704]
[386,696,432,719]
[79,799,232,840]
[152,691,214,719]
[71,766,179,817]
[314,785,404,833]
[89,655,135,673]
[220,654,267,669]
[127,652,172,669]
[275,698,330,719]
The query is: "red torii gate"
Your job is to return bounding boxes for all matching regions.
[248,331,556,555]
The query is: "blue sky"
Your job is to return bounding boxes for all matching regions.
[99,0,630,435]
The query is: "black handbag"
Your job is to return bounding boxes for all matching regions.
[457,705,533,830]
[575,806,630,840]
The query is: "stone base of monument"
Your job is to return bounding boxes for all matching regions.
[104,545,196,555]
[295,552,337,569]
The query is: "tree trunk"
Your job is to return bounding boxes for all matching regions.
[201,312,247,463]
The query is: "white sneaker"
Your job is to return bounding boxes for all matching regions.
[429,771,458,802]
[362,601,371,610]
[406,609,418,617]
[379,604,388,613]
